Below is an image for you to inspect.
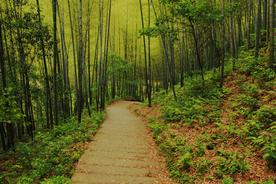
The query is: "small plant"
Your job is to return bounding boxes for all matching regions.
[194,136,209,156]
[194,157,212,175]
[221,176,234,184]
[195,144,206,157]
[234,94,259,112]
[262,129,276,170]
[177,152,193,170]
[40,176,70,184]
[17,176,34,184]
[148,119,166,139]
[262,179,275,184]
[255,105,276,126]
[161,104,185,122]
[240,83,260,98]
[215,151,249,178]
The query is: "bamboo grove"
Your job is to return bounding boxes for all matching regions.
[0,0,275,151]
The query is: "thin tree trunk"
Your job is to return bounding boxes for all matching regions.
[255,0,262,58]
[67,0,78,114]
[0,19,7,150]
[147,0,152,107]
[139,0,149,106]
[52,0,59,124]
[269,0,275,69]
[221,0,226,88]
[77,0,84,122]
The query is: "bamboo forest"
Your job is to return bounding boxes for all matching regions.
[0,0,275,183]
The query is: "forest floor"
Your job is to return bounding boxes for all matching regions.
[129,56,276,184]
[71,101,174,184]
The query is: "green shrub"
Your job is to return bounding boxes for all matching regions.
[262,179,275,184]
[215,151,249,178]
[221,176,234,184]
[262,124,276,169]
[195,158,212,174]
[17,176,34,184]
[237,51,276,81]
[161,105,185,122]
[240,83,260,97]
[0,112,106,183]
[236,94,259,109]
[178,174,195,184]
[251,66,276,82]
[40,176,70,184]
[177,152,193,170]
[148,119,166,140]
[247,120,263,136]
[255,105,276,126]
[31,158,52,178]
[195,144,206,157]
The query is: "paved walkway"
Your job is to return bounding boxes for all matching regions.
[71,101,174,184]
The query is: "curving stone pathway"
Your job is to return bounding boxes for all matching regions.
[71,101,174,184]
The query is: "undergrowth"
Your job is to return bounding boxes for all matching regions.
[0,111,105,184]
[148,51,276,184]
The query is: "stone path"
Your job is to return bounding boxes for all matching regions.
[72,102,172,184]
[71,101,174,184]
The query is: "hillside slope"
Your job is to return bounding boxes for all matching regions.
[131,51,276,184]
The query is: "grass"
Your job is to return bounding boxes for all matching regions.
[0,111,105,184]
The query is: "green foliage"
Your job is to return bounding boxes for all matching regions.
[40,176,70,184]
[263,142,276,169]
[161,103,185,122]
[177,152,193,170]
[194,158,212,175]
[231,94,259,117]
[17,176,34,184]
[0,88,24,123]
[0,112,104,183]
[194,143,206,157]
[150,51,275,183]
[169,0,224,23]
[262,180,275,184]
[221,176,234,184]
[237,51,276,81]
[255,105,276,126]
[240,83,260,98]
[262,124,276,169]
[161,94,219,125]
[215,151,249,178]
[148,118,167,144]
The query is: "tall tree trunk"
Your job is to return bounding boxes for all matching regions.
[269,0,275,69]
[97,0,104,111]
[147,0,152,107]
[0,19,7,150]
[221,0,226,88]
[52,0,59,124]
[263,0,268,30]
[102,0,112,110]
[139,0,149,106]
[77,0,84,122]
[67,0,78,114]
[255,0,262,58]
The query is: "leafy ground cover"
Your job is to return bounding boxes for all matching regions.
[0,111,105,184]
[131,51,275,184]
